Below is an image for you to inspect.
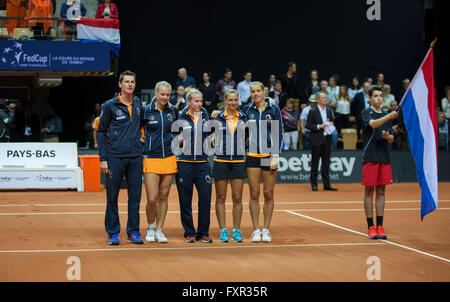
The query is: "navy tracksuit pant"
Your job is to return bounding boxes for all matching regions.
[175,161,212,238]
[105,156,142,236]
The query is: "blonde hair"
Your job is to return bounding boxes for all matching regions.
[154,81,172,93]
[185,88,203,101]
[250,81,264,91]
[224,89,238,99]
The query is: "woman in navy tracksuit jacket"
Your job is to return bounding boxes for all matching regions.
[174,88,214,243]
[212,89,248,243]
[141,81,179,243]
[241,81,283,243]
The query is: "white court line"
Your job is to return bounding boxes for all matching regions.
[284,210,450,264]
[1,208,450,216]
[0,242,386,254]
[1,200,449,207]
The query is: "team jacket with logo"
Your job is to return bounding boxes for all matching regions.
[97,95,143,161]
[174,106,212,162]
[241,98,283,156]
[213,109,248,162]
[142,101,179,158]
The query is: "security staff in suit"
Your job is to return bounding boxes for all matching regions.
[306,92,338,192]
[97,70,144,245]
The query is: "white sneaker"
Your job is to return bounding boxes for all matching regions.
[261,228,272,243]
[251,229,262,243]
[155,230,168,243]
[145,227,155,242]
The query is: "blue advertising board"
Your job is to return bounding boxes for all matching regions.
[0,40,110,71]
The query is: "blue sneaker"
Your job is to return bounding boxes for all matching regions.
[108,233,120,245]
[232,229,244,243]
[127,232,144,244]
[219,229,229,243]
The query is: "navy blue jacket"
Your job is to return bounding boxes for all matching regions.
[213,109,248,162]
[97,95,143,161]
[174,106,212,162]
[142,101,179,158]
[241,98,283,156]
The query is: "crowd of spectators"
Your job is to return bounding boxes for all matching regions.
[4,0,118,40]
[153,64,449,152]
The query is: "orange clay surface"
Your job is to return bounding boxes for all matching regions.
[0,182,449,282]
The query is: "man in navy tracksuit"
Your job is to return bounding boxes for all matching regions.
[97,70,144,245]
[174,89,214,243]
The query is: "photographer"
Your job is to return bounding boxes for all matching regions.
[0,102,16,143]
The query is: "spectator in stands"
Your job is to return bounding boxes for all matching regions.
[441,86,450,123]
[175,67,196,89]
[437,111,449,151]
[267,74,277,92]
[198,72,216,115]
[84,102,101,148]
[215,68,236,110]
[364,77,373,86]
[396,78,410,101]
[351,81,371,141]
[376,72,386,89]
[318,80,335,109]
[237,70,252,106]
[327,74,340,101]
[96,0,119,19]
[41,103,63,142]
[15,102,40,142]
[381,84,395,111]
[281,98,300,150]
[279,62,301,105]
[335,85,351,135]
[300,94,317,150]
[60,0,87,41]
[172,85,187,113]
[348,76,362,100]
[305,69,320,99]
[28,0,54,40]
[269,80,286,109]
[6,0,28,36]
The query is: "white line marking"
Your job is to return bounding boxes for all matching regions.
[1,200,449,207]
[0,242,386,254]
[1,208,449,216]
[284,210,450,263]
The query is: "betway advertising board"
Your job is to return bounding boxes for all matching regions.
[276,150,450,183]
[277,151,361,183]
[0,40,109,71]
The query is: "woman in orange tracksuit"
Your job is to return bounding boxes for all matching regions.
[6,0,28,36]
[27,0,54,40]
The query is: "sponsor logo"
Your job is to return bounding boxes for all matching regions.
[1,42,48,67]
[36,174,53,182]
[0,176,12,182]
[205,175,212,184]
[278,154,356,176]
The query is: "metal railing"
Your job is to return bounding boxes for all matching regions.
[0,17,81,41]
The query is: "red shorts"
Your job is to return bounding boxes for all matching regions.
[362,162,393,186]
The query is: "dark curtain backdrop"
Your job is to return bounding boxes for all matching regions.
[116,0,425,97]
[49,0,435,144]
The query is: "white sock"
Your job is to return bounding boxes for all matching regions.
[148,223,155,229]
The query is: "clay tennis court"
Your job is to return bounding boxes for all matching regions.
[1,182,449,282]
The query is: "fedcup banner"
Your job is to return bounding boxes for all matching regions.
[0,40,110,71]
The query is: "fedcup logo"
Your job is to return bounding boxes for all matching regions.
[170,118,280,166]
[1,42,23,66]
[1,42,49,67]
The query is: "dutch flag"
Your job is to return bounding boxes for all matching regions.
[77,18,120,56]
[400,44,438,220]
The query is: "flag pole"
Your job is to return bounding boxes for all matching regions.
[397,37,438,112]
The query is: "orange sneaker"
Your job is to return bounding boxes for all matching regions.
[377,225,387,239]
[368,226,378,239]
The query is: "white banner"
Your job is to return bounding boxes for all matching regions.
[0,170,78,189]
[0,143,78,168]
